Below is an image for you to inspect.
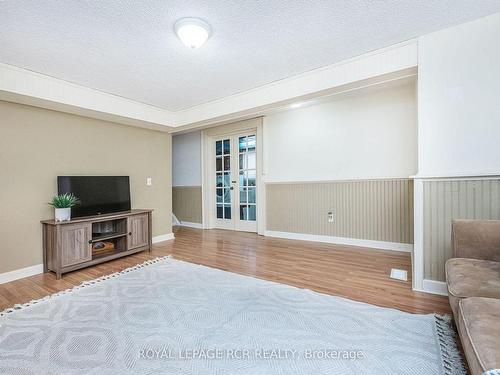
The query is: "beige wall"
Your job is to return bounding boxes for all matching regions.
[423,178,500,281]
[172,186,202,223]
[267,179,413,244]
[0,100,172,274]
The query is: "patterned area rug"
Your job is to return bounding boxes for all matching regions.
[0,257,466,374]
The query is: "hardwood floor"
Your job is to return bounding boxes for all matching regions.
[0,227,450,314]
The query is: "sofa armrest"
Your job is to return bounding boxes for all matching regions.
[452,220,500,261]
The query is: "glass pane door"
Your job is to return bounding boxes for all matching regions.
[212,132,257,233]
[215,138,231,220]
[238,134,256,223]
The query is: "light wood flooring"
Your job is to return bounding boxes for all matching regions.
[0,227,450,314]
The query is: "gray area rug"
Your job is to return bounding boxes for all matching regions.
[0,257,466,375]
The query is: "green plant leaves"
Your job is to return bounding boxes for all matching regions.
[49,193,80,208]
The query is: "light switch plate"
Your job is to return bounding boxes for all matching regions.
[146,177,152,186]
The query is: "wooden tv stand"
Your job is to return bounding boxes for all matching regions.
[41,209,153,279]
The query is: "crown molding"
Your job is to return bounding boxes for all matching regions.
[172,39,418,129]
[171,68,417,134]
[0,39,417,131]
[0,63,176,131]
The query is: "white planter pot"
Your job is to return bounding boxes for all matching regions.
[55,207,71,222]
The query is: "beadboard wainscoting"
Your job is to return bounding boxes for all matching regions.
[423,178,500,282]
[266,179,414,250]
[172,186,203,224]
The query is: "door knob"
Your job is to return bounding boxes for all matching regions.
[230,187,234,190]
[129,232,132,235]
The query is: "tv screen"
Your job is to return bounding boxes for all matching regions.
[57,176,131,218]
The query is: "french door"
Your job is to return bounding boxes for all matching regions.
[213,132,257,232]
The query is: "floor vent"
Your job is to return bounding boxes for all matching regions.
[390,268,408,281]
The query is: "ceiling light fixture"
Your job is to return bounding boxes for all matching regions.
[174,18,211,49]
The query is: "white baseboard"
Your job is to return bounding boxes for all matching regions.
[152,233,175,244]
[264,230,413,252]
[172,213,181,226]
[414,279,448,296]
[178,221,203,229]
[0,235,174,285]
[0,264,43,285]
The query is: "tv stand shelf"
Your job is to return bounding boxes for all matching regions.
[41,209,153,279]
[92,232,127,243]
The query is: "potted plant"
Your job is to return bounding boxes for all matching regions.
[49,193,80,222]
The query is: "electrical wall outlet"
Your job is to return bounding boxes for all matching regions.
[328,211,334,223]
[146,177,152,186]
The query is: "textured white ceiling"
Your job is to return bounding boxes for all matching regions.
[1,1,500,111]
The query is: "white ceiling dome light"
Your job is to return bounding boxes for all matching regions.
[174,18,211,49]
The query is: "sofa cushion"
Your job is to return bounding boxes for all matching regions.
[452,220,500,261]
[457,297,500,375]
[445,258,500,316]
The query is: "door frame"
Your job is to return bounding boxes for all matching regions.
[201,117,265,235]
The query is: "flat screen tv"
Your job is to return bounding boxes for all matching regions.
[57,176,131,218]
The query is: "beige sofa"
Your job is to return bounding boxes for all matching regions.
[445,220,500,375]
